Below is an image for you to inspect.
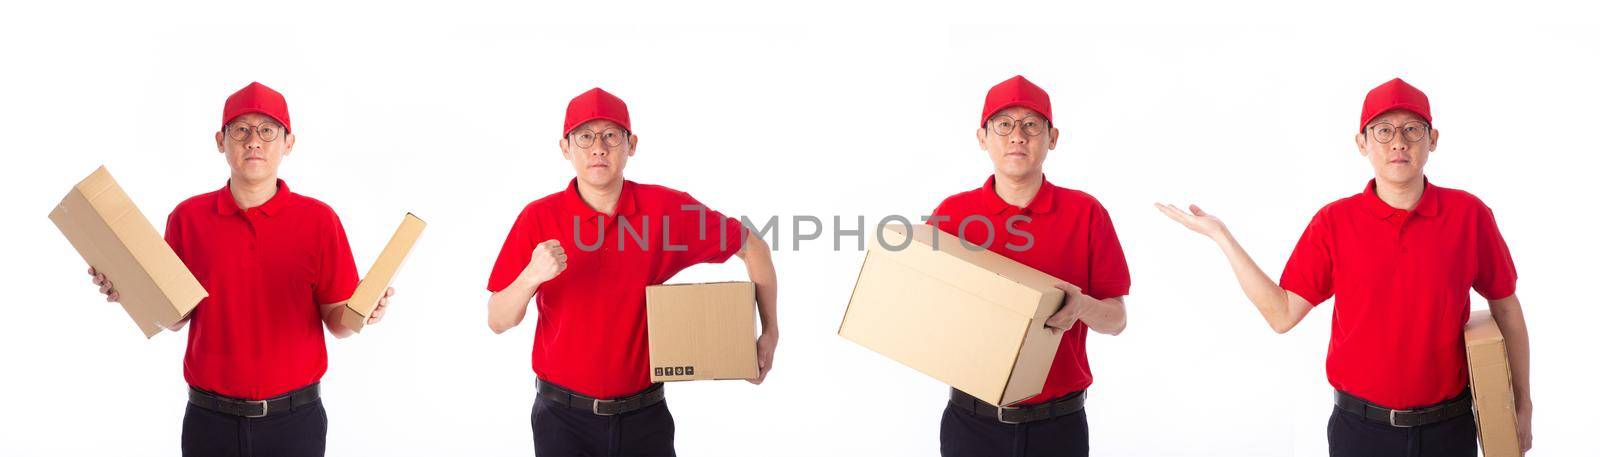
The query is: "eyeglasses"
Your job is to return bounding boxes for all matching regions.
[987,115,1048,137]
[569,128,628,149]
[225,121,284,143]
[1366,121,1430,144]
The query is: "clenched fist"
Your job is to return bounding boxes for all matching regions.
[524,239,568,283]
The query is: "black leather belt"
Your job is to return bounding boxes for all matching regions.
[949,388,1086,425]
[1334,389,1472,428]
[537,379,665,416]
[188,383,320,418]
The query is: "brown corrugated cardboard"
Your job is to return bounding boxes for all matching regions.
[838,224,1067,406]
[1465,309,1522,457]
[49,166,208,338]
[338,213,426,333]
[646,281,758,382]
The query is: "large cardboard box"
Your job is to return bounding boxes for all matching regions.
[646,281,758,382]
[839,224,1067,406]
[337,213,426,333]
[1465,309,1522,457]
[50,166,207,338]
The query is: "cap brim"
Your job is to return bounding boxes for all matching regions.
[1360,105,1430,131]
[981,102,1051,127]
[224,109,292,134]
[564,115,631,136]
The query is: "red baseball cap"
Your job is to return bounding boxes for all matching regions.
[981,75,1052,127]
[1359,78,1431,132]
[564,87,631,136]
[222,82,291,133]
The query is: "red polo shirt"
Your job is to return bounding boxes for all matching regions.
[1281,179,1517,409]
[930,175,1131,405]
[164,180,358,400]
[487,179,746,399]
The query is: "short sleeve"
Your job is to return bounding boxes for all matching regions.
[487,205,542,293]
[314,212,360,305]
[1280,209,1335,306]
[927,198,957,235]
[664,193,745,273]
[1086,203,1131,299]
[1472,205,1518,300]
[164,208,184,260]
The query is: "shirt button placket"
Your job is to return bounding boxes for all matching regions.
[1004,211,1024,252]
[1398,212,1411,254]
[244,210,260,252]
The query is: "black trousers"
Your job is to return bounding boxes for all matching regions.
[180,399,328,457]
[940,402,1089,457]
[531,395,676,457]
[1327,405,1477,457]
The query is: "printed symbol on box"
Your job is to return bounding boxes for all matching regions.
[656,366,695,377]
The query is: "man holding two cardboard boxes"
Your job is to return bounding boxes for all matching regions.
[486,87,779,456]
[930,75,1131,457]
[1157,78,1533,456]
[84,82,399,456]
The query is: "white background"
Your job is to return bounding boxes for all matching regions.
[2,1,1596,456]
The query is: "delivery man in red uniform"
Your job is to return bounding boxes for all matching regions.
[1156,78,1533,456]
[486,87,780,457]
[932,75,1131,457]
[87,81,397,456]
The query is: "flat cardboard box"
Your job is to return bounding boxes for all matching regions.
[1465,309,1522,457]
[838,224,1066,406]
[337,213,426,333]
[646,281,758,382]
[49,166,208,338]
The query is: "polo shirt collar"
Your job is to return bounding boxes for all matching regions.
[561,178,638,221]
[1358,177,1439,219]
[215,179,290,216]
[981,174,1057,215]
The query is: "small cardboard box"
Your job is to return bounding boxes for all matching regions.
[1465,309,1522,457]
[645,281,758,382]
[337,213,426,333]
[50,166,207,338]
[839,224,1066,406]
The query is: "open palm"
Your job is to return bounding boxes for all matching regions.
[1155,203,1228,240]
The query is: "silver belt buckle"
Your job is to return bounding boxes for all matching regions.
[592,399,618,416]
[996,406,1022,425]
[246,399,270,418]
[1388,408,1413,428]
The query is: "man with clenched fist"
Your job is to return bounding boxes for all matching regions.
[485,87,779,457]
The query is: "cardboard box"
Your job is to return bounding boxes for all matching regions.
[646,281,758,382]
[337,213,426,333]
[1465,309,1522,457]
[49,166,208,338]
[839,224,1066,406]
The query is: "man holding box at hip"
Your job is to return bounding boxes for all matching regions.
[931,75,1131,457]
[1156,78,1533,456]
[486,87,780,457]
[86,81,398,456]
